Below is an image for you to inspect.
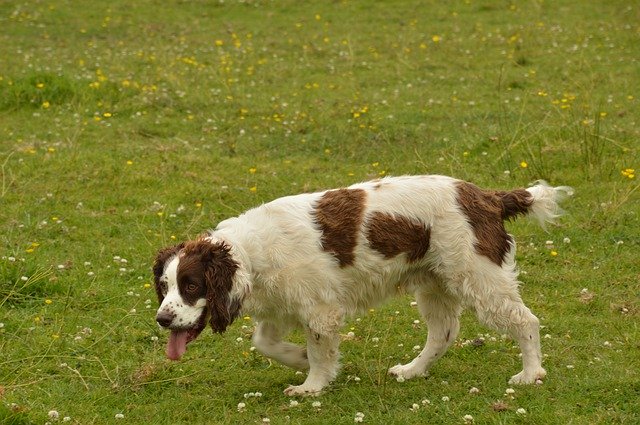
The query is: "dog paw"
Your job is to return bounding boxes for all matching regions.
[509,367,547,385]
[388,364,427,381]
[284,384,324,397]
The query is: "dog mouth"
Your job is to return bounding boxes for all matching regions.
[165,308,208,361]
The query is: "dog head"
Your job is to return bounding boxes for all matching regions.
[153,239,241,360]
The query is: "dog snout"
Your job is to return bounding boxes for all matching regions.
[156,311,175,328]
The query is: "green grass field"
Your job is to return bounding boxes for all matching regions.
[1,0,638,423]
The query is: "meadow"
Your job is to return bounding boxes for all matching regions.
[1,0,638,423]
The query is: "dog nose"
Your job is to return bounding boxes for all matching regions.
[156,311,175,328]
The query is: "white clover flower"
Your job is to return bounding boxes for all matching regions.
[237,402,246,411]
[413,320,420,325]
[236,337,243,342]
[115,413,124,419]
[21,276,29,282]
[442,396,450,402]
[262,419,270,423]
[346,331,355,339]
[421,399,431,406]
[516,408,527,415]
[410,403,420,411]
[469,387,480,394]
[63,417,71,422]
[463,414,474,423]
[371,337,379,343]
[354,412,365,423]
[48,410,60,420]
[312,401,322,408]
[410,301,418,307]
[563,237,571,244]
[505,388,515,395]
[396,375,405,383]
[289,400,299,407]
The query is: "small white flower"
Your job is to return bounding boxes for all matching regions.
[463,414,474,423]
[262,419,270,424]
[236,337,243,342]
[371,337,379,343]
[354,376,361,382]
[396,375,405,383]
[8,256,16,262]
[545,240,554,246]
[151,336,158,341]
[410,403,420,411]
[469,387,480,394]
[115,413,124,419]
[312,401,322,408]
[516,408,527,415]
[129,308,136,314]
[237,402,246,411]
[410,301,418,307]
[63,417,71,422]
[505,388,515,395]
[413,345,421,351]
[57,264,65,270]
[413,319,420,325]
[563,237,571,244]
[603,341,611,347]
[354,411,365,422]
[566,364,574,369]
[84,261,91,266]
[48,410,60,420]
[0,323,4,329]
[441,396,450,402]
[21,276,29,282]
[289,400,299,407]
[421,399,431,406]
[87,271,95,277]
[346,331,355,339]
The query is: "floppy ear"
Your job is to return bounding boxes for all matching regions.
[201,242,241,334]
[153,243,184,303]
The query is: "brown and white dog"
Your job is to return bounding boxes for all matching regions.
[153,175,572,396]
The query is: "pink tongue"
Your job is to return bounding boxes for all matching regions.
[166,330,189,360]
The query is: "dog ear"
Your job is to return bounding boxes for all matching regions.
[200,242,241,334]
[153,243,185,302]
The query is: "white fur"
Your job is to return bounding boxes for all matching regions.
[161,175,570,395]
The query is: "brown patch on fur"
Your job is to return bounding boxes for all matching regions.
[455,182,532,265]
[494,189,534,220]
[153,243,185,303]
[314,188,366,267]
[366,212,430,262]
[180,240,241,334]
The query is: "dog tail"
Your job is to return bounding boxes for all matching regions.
[498,181,574,228]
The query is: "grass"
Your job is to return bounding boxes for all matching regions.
[1,0,638,423]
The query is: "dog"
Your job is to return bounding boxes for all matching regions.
[153,175,572,396]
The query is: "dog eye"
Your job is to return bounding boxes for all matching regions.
[186,283,198,293]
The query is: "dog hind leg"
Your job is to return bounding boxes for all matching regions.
[389,284,462,380]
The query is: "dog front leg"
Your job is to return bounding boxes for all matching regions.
[284,307,343,396]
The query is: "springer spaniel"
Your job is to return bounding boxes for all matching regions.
[153,175,572,396]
